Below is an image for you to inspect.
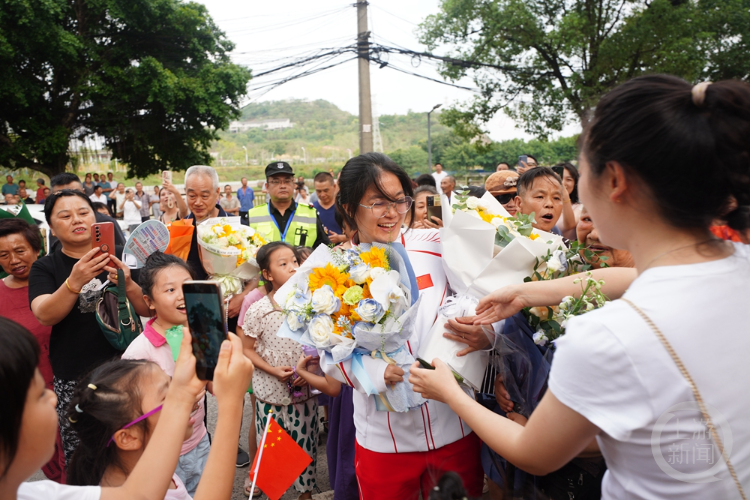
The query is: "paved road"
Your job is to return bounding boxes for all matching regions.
[208,393,333,500]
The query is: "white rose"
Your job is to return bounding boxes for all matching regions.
[246,226,256,236]
[477,198,491,211]
[308,314,335,347]
[311,285,341,315]
[490,217,503,228]
[354,299,385,323]
[369,266,387,282]
[466,197,479,209]
[349,263,371,284]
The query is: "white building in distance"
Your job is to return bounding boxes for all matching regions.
[228,118,293,133]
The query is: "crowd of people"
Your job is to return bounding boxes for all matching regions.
[0,74,749,500]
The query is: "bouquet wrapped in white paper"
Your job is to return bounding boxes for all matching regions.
[276,243,425,412]
[418,192,565,387]
[196,217,266,296]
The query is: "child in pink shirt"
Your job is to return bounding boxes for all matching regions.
[123,252,208,496]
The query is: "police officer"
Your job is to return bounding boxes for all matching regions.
[247,162,330,248]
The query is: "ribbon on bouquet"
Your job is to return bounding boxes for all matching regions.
[350,346,408,412]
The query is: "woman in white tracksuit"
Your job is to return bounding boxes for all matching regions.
[322,153,484,499]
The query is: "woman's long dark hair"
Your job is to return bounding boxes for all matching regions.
[584,75,750,231]
[0,319,40,480]
[557,162,579,203]
[66,359,153,486]
[336,152,415,232]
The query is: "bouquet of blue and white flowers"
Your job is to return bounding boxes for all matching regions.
[276,243,424,412]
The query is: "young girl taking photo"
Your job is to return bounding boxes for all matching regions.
[0,316,252,500]
[121,251,209,496]
[241,242,318,500]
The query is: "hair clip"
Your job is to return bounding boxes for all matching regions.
[88,384,97,390]
[692,81,712,107]
[75,404,84,413]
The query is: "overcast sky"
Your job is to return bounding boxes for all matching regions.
[196,0,580,142]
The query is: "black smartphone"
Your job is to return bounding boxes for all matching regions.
[417,357,435,370]
[426,195,442,222]
[551,165,564,177]
[182,281,227,380]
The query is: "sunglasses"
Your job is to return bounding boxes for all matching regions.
[494,193,516,205]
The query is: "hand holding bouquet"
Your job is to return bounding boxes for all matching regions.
[196,217,267,296]
[276,244,425,412]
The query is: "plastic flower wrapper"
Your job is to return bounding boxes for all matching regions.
[275,243,426,412]
[440,191,565,299]
[418,294,495,391]
[427,191,562,385]
[491,312,552,419]
[196,217,266,296]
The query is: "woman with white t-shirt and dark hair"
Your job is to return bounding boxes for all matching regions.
[410,75,750,499]
[322,152,484,499]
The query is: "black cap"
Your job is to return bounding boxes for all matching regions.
[265,161,294,178]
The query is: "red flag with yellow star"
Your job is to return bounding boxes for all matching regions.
[248,417,313,500]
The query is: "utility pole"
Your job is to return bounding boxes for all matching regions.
[427,103,441,169]
[356,0,373,154]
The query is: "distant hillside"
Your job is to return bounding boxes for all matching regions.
[240,99,352,125]
[214,99,452,168]
[212,99,577,175]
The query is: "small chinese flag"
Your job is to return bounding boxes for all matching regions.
[248,418,313,500]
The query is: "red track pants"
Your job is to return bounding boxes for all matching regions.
[354,432,483,500]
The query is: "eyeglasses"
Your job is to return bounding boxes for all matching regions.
[359,197,413,218]
[106,404,163,447]
[268,178,294,186]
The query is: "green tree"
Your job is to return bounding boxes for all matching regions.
[388,146,429,174]
[0,0,251,178]
[420,0,750,139]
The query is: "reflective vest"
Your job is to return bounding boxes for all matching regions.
[246,202,318,247]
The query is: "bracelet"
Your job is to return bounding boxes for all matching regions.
[563,199,571,204]
[65,279,81,294]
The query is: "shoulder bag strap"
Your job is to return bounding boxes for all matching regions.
[621,298,746,500]
[116,268,134,331]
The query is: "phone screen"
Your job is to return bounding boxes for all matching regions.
[426,195,442,222]
[162,170,172,184]
[182,282,227,380]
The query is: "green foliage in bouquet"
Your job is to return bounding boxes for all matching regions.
[526,271,610,347]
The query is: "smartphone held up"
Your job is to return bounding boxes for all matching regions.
[426,195,442,222]
[182,281,227,380]
[91,222,115,258]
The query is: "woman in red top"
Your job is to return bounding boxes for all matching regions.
[0,218,65,482]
